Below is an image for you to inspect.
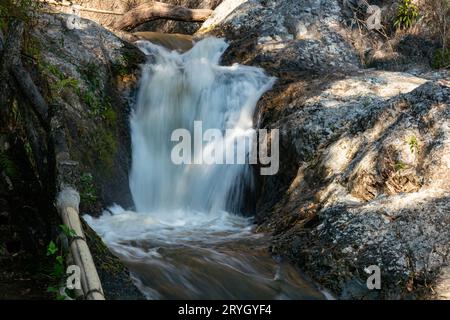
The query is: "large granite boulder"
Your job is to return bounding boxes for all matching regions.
[199,0,450,299]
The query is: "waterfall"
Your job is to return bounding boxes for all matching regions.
[84,37,324,300]
[86,37,276,241]
[129,38,275,218]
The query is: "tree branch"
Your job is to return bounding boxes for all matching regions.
[10,64,49,125]
[114,1,213,31]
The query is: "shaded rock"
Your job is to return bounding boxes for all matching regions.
[82,220,145,299]
[31,13,145,213]
[27,13,146,299]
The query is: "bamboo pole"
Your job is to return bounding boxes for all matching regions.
[56,187,105,300]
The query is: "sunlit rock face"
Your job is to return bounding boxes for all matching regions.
[265,79,449,299]
[261,74,449,299]
[199,0,450,299]
[258,72,450,299]
[198,0,361,75]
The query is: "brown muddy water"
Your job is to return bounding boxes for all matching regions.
[85,208,326,300]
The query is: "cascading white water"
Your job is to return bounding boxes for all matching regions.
[85,37,325,299]
[129,38,274,217]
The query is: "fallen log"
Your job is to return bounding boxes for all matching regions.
[114,1,213,31]
[10,65,49,125]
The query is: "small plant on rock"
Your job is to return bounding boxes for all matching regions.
[406,135,419,154]
[395,161,407,171]
[394,0,419,30]
[0,151,18,178]
[79,172,97,205]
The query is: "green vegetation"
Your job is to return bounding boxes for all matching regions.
[432,48,450,69]
[45,224,77,300]
[39,61,80,99]
[112,55,131,77]
[51,77,79,95]
[77,63,117,125]
[395,161,407,171]
[406,135,419,154]
[422,0,450,69]
[0,151,18,179]
[59,224,77,238]
[79,172,97,205]
[0,243,6,256]
[76,64,118,170]
[36,59,116,127]
[112,46,144,76]
[394,0,419,30]
[78,125,118,177]
[23,33,42,60]
[80,88,115,124]
[0,1,44,69]
[40,62,119,179]
[40,61,116,125]
[0,0,42,31]
[93,127,117,171]
[42,62,65,79]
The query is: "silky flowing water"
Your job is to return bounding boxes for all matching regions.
[85,37,325,299]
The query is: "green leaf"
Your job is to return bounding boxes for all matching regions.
[46,241,57,256]
[52,262,64,278]
[0,151,18,178]
[55,255,64,265]
[394,0,419,30]
[59,224,77,238]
